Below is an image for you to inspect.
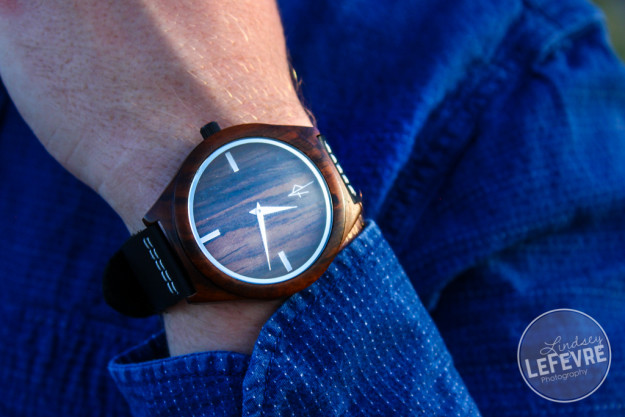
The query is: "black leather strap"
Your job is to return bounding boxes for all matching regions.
[103,224,195,317]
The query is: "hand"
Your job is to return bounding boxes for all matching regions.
[0,0,312,356]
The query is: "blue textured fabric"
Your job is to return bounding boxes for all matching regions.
[1,0,624,416]
[110,224,480,416]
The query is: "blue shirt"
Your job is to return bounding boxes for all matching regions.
[1,0,624,415]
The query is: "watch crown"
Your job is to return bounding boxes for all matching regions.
[200,122,221,139]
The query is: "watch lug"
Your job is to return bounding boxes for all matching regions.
[186,280,244,302]
[337,172,364,251]
[316,134,364,250]
[143,173,177,226]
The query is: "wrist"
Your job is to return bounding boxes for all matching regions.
[92,0,314,233]
[101,102,312,233]
[163,299,284,356]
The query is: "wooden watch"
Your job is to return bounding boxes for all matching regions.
[103,122,364,317]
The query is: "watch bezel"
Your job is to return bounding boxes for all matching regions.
[171,124,348,300]
[186,137,333,285]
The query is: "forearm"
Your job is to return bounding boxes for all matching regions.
[0,0,310,232]
[0,0,309,355]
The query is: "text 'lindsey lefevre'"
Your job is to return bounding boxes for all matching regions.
[524,335,607,378]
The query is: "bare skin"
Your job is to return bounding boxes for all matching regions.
[0,0,311,356]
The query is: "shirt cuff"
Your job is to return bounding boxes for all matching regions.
[109,221,480,416]
[109,333,250,416]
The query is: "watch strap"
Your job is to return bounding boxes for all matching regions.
[103,224,195,317]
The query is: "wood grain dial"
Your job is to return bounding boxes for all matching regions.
[188,138,332,284]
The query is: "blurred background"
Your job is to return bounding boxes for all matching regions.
[594,0,625,60]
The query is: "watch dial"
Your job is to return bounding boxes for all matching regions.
[188,138,332,284]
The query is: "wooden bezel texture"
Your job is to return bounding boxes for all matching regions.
[144,123,362,302]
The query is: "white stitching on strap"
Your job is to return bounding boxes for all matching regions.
[142,237,179,295]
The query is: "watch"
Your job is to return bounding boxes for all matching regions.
[103,122,364,317]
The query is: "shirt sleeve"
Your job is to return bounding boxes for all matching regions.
[108,221,482,416]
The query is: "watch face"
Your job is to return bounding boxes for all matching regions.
[188,138,332,284]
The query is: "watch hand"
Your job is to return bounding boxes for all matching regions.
[258,205,297,216]
[250,202,271,270]
[249,204,298,271]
